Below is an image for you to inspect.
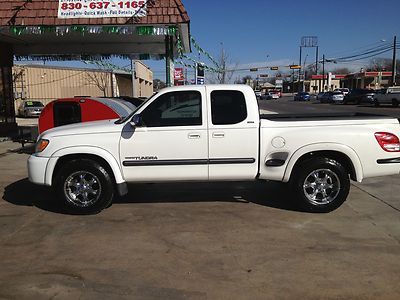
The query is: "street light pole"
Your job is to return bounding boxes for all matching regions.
[303,54,308,92]
[298,46,302,91]
[322,54,325,91]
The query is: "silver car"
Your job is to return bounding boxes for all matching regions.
[18,101,44,117]
[329,91,345,104]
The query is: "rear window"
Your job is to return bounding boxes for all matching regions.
[211,90,247,125]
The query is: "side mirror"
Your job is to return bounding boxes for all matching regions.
[130,114,141,127]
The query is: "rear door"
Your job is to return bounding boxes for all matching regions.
[207,87,259,180]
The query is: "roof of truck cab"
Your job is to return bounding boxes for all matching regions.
[157,84,255,93]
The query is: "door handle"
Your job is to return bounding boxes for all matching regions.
[212,132,225,138]
[188,133,201,139]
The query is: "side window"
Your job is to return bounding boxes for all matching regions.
[211,90,247,125]
[141,91,202,127]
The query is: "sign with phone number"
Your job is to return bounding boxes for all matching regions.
[58,0,147,19]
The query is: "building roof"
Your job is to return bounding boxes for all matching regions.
[0,0,189,26]
[0,0,191,57]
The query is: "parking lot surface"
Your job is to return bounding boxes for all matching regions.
[0,139,400,299]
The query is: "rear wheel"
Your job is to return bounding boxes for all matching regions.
[290,157,350,212]
[54,159,114,214]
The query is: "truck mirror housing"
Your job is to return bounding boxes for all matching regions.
[130,114,141,127]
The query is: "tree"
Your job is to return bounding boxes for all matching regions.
[85,70,112,97]
[240,75,253,84]
[331,67,350,74]
[210,44,238,84]
[368,57,400,73]
[153,79,166,91]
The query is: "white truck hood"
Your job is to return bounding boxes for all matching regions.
[41,119,124,138]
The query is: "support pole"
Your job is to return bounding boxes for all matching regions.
[165,35,174,87]
[131,59,135,97]
[392,35,397,86]
[0,42,15,124]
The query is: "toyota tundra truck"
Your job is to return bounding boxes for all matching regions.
[28,85,400,214]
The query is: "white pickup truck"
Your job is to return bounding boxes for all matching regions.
[28,85,400,214]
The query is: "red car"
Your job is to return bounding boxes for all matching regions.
[38,97,136,134]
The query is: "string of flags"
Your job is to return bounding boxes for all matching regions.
[7,25,177,37]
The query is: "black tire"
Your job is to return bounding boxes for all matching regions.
[392,99,399,107]
[54,159,114,214]
[290,157,350,213]
[373,99,380,107]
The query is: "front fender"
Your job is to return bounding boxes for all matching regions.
[283,143,364,183]
[45,146,125,185]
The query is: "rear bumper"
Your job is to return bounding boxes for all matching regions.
[28,155,50,185]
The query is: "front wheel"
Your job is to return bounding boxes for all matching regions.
[290,157,350,212]
[54,159,114,214]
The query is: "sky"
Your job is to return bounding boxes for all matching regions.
[44,0,400,81]
[158,0,400,81]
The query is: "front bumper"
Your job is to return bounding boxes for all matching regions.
[25,110,42,117]
[28,155,50,185]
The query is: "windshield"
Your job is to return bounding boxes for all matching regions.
[115,92,158,124]
[25,101,44,107]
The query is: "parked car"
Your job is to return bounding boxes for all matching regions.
[373,86,400,107]
[334,88,350,96]
[329,91,345,104]
[270,89,282,98]
[18,100,44,117]
[254,90,262,99]
[259,93,270,100]
[316,92,326,101]
[343,89,375,105]
[319,92,334,103]
[28,84,400,214]
[268,91,280,99]
[38,97,135,134]
[294,92,310,101]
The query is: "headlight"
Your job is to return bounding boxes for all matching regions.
[35,139,49,153]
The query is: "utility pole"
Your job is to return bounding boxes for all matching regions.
[322,54,325,91]
[315,46,319,75]
[392,35,397,86]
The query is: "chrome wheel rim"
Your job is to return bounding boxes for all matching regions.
[64,171,101,208]
[303,169,340,205]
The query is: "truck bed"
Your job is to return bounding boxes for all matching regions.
[260,112,395,122]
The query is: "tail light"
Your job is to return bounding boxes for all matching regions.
[375,132,400,152]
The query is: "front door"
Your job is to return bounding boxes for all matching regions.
[120,88,208,182]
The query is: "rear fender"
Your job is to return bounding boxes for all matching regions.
[283,143,364,183]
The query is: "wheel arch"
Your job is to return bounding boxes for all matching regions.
[46,147,125,186]
[283,143,363,183]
